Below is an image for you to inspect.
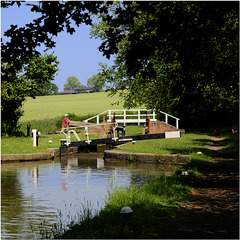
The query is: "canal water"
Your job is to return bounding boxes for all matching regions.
[1,154,178,239]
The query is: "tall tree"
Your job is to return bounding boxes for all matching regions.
[63,76,84,90]
[1,53,59,135]
[87,71,106,92]
[91,1,239,129]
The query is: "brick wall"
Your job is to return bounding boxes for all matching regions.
[143,118,185,134]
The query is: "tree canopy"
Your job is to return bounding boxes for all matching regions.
[91,1,239,129]
[87,70,106,92]
[34,82,59,96]
[1,53,59,135]
[64,76,85,90]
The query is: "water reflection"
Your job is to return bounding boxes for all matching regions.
[97,158,104,168]
[32,167,38,187]
[1,155,178,239]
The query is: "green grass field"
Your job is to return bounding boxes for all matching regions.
[20,92,126,122]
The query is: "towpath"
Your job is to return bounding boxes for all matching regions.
[161,135,239,239]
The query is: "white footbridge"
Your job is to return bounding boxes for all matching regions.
[61,109,180,147]
[84,109,180,129]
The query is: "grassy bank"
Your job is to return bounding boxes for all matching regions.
[51,153,211,239]
[20,92,125,122]
[54,176,192,239]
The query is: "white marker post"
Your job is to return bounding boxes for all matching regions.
[32,129,38,147]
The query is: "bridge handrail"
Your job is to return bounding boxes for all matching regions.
[83,110,109,124]
[84,109,180,129]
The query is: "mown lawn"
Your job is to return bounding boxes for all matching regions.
[116,132,213,155]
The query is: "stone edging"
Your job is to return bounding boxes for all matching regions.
[1,148,190,164]
[1,152,55,162]
[104,150,190,165]
[1,147,78,162]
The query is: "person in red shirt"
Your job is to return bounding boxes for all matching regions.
[61,114,70,133]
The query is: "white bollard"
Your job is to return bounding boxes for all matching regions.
[32,129,37,147]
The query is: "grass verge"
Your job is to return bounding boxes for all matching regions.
[116,129,238,157]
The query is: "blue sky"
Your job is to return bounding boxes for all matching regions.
[1,2,114,92]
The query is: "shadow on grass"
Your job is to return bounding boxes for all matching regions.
[56,202,179,239]
[164,146,214,156]
[184,159,213,173]
[162,136,231,157]
[160,202,239,239]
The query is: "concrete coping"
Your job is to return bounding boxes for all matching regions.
[1,152,55,162]
[2,147,69,162]
[2,148,190,164]
[104,150,190,165]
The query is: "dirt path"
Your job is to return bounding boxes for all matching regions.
[163,136,239,239]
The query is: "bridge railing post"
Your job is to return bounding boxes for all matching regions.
[108,110,111,121]
[153,109,156,121]
[97,115,99,125]
[123,110,126,126]
[138,110,140,126]
[165,114,168,124]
